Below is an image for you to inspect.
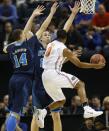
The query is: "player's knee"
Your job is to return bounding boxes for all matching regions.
[75,81,85,90]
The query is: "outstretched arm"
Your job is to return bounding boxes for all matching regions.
[3,6,45,53]
[22,5,45,40]
[63,48,105,69]
[63,1,80,32]
[36,2,58,39]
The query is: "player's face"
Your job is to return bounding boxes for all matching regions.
[41,31,51,45]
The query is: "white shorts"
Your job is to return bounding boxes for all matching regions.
[42,70,80,102]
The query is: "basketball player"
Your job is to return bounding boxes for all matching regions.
[35,6,106,130]
[29,2,81,131]
[27,3,63,131]
[3,3,61,131]
[3,6,45,131]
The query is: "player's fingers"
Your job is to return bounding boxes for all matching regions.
[37,6,45,12]
[56,5,59,9]
[37,5,40,9]
[38,5,44,10]
[37,5,43,10]
[40,5,45,9]
[52,2,58,8]
[40,7,45,12]
[69,6,72,11]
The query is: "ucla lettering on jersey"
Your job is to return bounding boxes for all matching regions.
[38,47,45,68]
[38,48,45,56]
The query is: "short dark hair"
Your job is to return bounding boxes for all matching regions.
[57,29,67,40]
[11,29,22,42]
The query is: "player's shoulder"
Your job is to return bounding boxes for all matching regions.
[47,41,55,47]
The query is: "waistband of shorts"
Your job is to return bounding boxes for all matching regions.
[44,68,60,71]
[13,73,34,79]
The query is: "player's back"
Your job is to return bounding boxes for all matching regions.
[6,36,38,75]
[43,40,66,71]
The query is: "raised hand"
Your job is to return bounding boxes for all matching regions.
[32,5,45,17]
[69,1,80,14]
[50,2,59,14]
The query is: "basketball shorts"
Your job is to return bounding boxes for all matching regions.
[8,74,32,113]
[42,70,80,102]
[32,76,53,109]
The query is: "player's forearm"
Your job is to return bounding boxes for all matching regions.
[78,62,99,69]
[36,12,55,39]
[23,14,35,35]
[63,12,77,32]
[69,57,97,69]
[40,12,54,32]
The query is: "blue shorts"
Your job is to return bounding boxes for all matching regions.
[32,77,53,109]
[8,74,32,113]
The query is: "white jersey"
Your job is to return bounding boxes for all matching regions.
[42,40,80,102]
[43,40,67,71]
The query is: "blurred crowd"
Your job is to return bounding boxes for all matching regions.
[0,0,109,58]
[1,94,109,130]
[0,0,109,130]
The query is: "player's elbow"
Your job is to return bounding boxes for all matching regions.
[63,28,69,33]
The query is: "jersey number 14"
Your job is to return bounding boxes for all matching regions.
[14,53,27,68]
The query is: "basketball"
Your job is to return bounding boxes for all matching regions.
[90,54,106,64]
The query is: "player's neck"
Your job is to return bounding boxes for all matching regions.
[57,39,65,44]
[40,41,47,49]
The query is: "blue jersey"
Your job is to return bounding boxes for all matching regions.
[35,40,45,77]
[7,36,38,75]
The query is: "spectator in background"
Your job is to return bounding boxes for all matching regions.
[31,22,40,34]
[103,31,109,57]
[80,118,96,131]
[58,7,69,28]
[0,101,7,117]
[0,0,18,24]
[48,21,57,41]
[3,94,9,109]
[0,22,13,53]
[94,96,109,131]
[92,4,109,32]
[84,27,103,53]
[91,95,102,111]
[74,13,93,35]
[0,22,13,44]
[66,24,84,50]
[62,95,83,115]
